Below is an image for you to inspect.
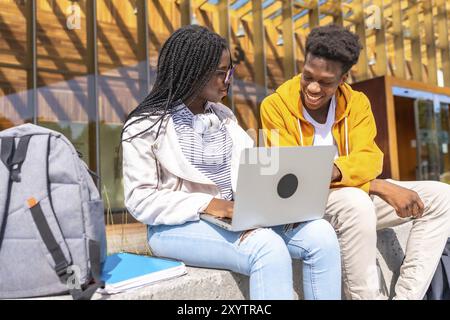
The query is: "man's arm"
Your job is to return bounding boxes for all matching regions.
[332,93,384,192]
[369,179,424,218]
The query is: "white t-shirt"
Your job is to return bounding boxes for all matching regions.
[303,96,338,159]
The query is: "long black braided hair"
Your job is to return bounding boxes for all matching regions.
[121,25,229,142]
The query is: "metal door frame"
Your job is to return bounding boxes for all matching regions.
[413,99,440,180]
[393,87,450,180]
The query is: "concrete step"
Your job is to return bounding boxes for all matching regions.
[101,222,412,300]
[41,221,413,300]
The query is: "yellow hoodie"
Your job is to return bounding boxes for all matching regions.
[260,74,383,193]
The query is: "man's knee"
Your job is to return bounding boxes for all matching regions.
[421,181,450,221]
[429,181,450,202]
[334,187,374,208]
[328,187,377,234]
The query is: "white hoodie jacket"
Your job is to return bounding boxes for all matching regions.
[122,102,254,226]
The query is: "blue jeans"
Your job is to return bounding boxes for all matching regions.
[148,218,341,300]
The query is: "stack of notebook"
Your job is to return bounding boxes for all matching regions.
[99,252,187,294]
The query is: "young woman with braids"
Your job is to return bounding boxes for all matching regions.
[121,25,341,300]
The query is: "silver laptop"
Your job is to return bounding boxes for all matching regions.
[200,146,336,232]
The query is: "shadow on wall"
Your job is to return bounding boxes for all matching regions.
[0,60,267,210]
[0,116,15,131]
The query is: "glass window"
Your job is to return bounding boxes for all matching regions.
[97,0,142,211]
[0,67,29,130]
[438,103,450,183]
[0,0,31,130]
[414,99,441,181]
[36,0,92,166]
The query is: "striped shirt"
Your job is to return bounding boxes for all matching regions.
[172,104,233,200]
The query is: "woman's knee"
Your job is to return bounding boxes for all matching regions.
[300,219,340,256]
[240,228,291,263]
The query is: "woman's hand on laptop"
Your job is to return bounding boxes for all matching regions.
[204,199,234,219]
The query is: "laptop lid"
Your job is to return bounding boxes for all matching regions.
[230,146,336,231]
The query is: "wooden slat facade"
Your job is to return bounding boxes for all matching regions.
[1,0,450,209]
[2,0,449,126]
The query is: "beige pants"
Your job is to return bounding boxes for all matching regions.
[325,179,450,300]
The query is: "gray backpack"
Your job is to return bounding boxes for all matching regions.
[0,124,106,299]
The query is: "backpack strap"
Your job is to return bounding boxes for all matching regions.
[0,137,14,169]
[0,135,31,182]
[28,199,71,281]
[10,135,31,182]
[0,137,15,251]
[0,135,32,245]
[29,199,103,300]
[69,240,104,300]
[0,135,31,251]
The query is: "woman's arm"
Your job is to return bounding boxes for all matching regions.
[122,120,214,225]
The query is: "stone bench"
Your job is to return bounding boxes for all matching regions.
[32,221,413,300]
[97,221,412,300]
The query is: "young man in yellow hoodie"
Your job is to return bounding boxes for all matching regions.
[261,24,450,300]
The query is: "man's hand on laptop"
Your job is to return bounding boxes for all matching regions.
[204,199,234,219]
[331,164,342,182]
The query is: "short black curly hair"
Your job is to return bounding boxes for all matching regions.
[305,24,362,75]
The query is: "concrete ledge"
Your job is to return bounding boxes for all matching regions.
[96,267,252,300]
[376,222,412,299]
[30,221,413,300]
[98,222,412,300]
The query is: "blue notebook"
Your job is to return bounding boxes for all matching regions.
[99,253,187,294]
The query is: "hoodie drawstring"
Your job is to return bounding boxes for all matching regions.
[297,119,304,146]
[344,116,349,157]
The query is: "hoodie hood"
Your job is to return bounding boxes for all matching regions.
[274,74,353,124]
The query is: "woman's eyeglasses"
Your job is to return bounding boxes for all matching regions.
[215,65,236,84]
